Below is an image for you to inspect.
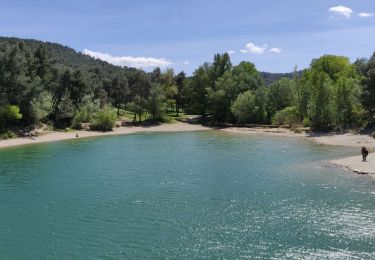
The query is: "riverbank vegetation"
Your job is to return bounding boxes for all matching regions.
[0,37,374,139]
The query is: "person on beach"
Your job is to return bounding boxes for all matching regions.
[361,146,368,162]
[76,133,79,138]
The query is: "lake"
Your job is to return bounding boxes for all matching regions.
[1,131,375,258]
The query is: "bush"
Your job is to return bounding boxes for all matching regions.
[0,131,17,140]
[230,91,257,123]
[71,99,100,129]
[272,106,299,127]
[0,105,23,132]
[303,117,311,127]
[90,107,117,131]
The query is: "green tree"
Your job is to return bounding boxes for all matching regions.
[184,64,210,117]
[267,77,294,120]
[147,85,166,121]
[362,53,375,124]
[0,105,23,131]
[307,72,334,129]
[272,106,299,126]
[128,95,146,122]
[333,77,364,128]
[231,91,263,123]
[91,107,117,131]
[174,71,186,115]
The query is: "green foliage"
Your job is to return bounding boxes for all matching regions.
[147,85,167,120]
[230,91,257,123]
[71,98,100,129]
[0,37,374,133]
[362,53,375,124]
[303,117,311,127]
[307,72,334,130]
[0,131,17,140]
[333,77,364,128]
[303,55,362,130]
[1,105,23,121]
[128,95,146,122]
[30,91,52,123]
[0,105,23,132]
[272,107,299,126]
[90,107,117,131]
[183,65,210,116]
[208,89,229,122]
[267,77,294,119]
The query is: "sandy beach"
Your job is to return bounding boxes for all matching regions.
[331,154,375,175]
[1,124,374,176]
[0,122,210,149]
[222,127,375,176]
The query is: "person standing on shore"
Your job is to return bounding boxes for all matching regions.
[361,146,369,162]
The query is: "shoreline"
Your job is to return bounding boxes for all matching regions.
[1,124,374,176]
[221,127,375,176]
[0,122,211,149]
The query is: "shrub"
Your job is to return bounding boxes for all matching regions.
[0,131,17,140]
[272,106,299,127]
[0,105,23,132]
[230,91,257,123]
[303,117,311,127]
[71,99,100,129]
[90,107,117,131]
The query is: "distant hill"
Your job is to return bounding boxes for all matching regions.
[0,36,298,86]
[0,36,128,74]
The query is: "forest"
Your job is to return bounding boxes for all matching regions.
[0,37,374,139]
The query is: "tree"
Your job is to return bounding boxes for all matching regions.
[304,55,361,129]
[272,106,299,126]
[307,72,334,129]
[161,68,177,112]
[230,91,257,123]
[362,53,375,124]
[69,70,88,109]
[174,71,186,115]
[267,77,294,120]
[91,107,117,131]
[333,77,363,128]
[209,53,232,88]
[128,95,146,122]
[147,85,166,120]
[293,66,309,120]
[0,105,23,132]
[184,64,210,117]
[108,75,129,116]
[208,88,229,122]
[209,61,263,122]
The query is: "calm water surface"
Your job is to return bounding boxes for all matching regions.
[1,131,375,258]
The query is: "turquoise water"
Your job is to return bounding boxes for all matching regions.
[1,131,375,258]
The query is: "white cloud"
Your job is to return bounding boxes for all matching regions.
[183,61,190,65]
[227,50,236,55]
[329,5,353,18]
[242,42,267,54]
[269,48,282,54]
[358,12,374,18]
[82,49,172,68]
[240,43,281,55]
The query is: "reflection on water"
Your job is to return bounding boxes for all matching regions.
[0,131,374,258]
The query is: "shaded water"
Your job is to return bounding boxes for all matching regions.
[0,131,374,258]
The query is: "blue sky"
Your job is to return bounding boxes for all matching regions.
[0,0,374,74]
